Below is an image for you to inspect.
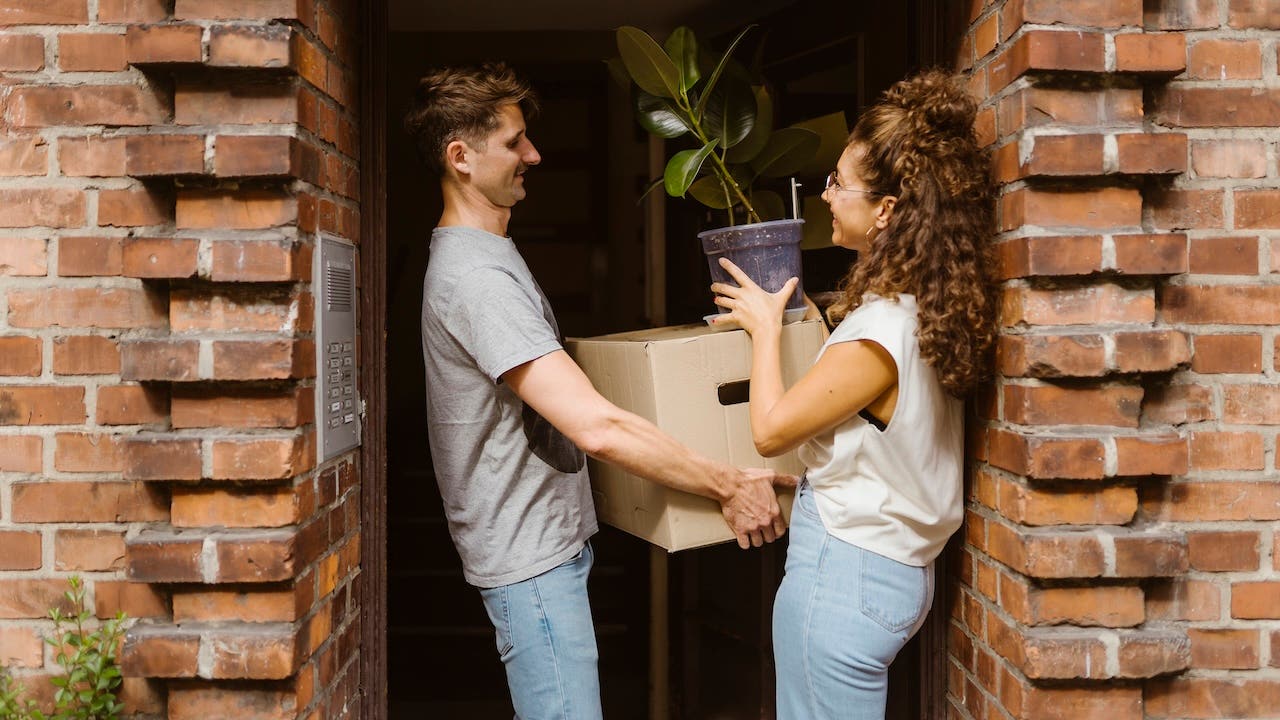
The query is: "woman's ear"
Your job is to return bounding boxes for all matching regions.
[445,139,469,176]
[875,196,897,229]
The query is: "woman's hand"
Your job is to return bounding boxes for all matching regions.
[709,258,797,337]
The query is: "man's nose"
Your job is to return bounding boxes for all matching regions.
[523,141,541,166]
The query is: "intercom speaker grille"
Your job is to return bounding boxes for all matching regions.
[326,263,353,312]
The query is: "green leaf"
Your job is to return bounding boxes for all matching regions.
[725,86,773,163]
[616,26,683,99]
[750,190,787,221]
[702,72,755,149]
[636,176,665,206]
[663,27,700,93]
[664,140,719,198]
[634,91,689,138]
[752,127,821,178]
[604,57,632,91]
[695,24,755,119]
[688,176,733,209]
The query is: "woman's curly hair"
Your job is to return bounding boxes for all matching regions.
[826,69,996,398]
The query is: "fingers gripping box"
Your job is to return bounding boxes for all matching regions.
[565,320,825,551]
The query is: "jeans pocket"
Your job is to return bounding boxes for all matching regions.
[795,482,822,521]
[480,585,515,658]
[858,548,928,633]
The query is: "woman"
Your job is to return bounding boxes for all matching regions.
[711,69,996,719]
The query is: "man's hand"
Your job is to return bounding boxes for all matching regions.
[720,468,798,549]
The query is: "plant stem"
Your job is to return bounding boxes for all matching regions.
[676,94,760,225]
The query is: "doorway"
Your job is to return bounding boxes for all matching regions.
[365,2,963,718]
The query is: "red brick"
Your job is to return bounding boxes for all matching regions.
[1191,139,1267,179]
[55,529,126,571]
[122,236,199,278]
[174,0,301,20]
[1144,0,1220,29]
[997,477,1136,525]
[98,186,171,227]
[1027,584,1144,627]
[170,286,310,332]
[125,134,205,176]
[989,30,1106,92]
[208,627,297,679]
[10,480,167,522]
[1192,334,1262,374]
[0,336,41,376]
[1189,235,1259,274]
[174,81,297,125]
[1224,385,1280,424]
[996,235,1102,279]
[1004,383,1142,427]
[58,135,126,176]
[0,580,76,621]
[177,189,296,229]
[97,0,167,22]
[211,434,314,480]
[212,339,315,380]
[1232,582,1280,619]
[0,386,85,425]
[213,134,297,177]
[5,85,167,128]
[0,435,41,473]
[0,236,47,275]
[1115,434,1187,476]
[1191,431,1265,471]
[1188,531,1260,572]
[1117,632,1191,677]
[998,85,1142,135]
[1189,38,1262,79]
[121,627,200,677]
[1236,190,1280,229]
[0,34,44,70]
[1111,233,1188,274]
[1002,186,1140,231]
[172,587,301,623]
[53,335,121,375]
[125,23,202,64]
[1161,482,1280,522]
[120,340,199,381]
[987,521,1106,578]
[1228,0,1280,28]
[1146,579,1221,621]
[54,432,124,472]
[207,23,292,67]
[1113,330,1190,373]
[987,429,1106,479]
[998,333,1105,377]
[1114,32,1186,72]
[1014,0,1143,27]
[1161,286,1280,325]
[1002,284,1154,326]
[0,135,49,175]
[171,485,301,528]
[58,236,121,276]
[97,383,169,425]
[1154,87,1280,128]
[1189,628,1260,669]
[121,436,201,480]
[209,239,310,281]
[173,386,312,429]
[0,0,88,25]
[0,626,43,668]
[0,188,85,228]
[167,682,298,720]
[94,581,167,618]
[1115,534,1188,576]
[57,32,127,71]
[1115,132,1186,175]
[0,531,41,570]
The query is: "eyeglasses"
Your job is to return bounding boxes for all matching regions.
[825,171,886,196]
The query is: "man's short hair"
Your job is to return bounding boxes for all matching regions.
[402,62,540,176]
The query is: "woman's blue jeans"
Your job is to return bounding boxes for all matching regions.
[479,541,602,720]
[773,482,934,719]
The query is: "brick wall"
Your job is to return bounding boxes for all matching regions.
[0,1,363,718]
[953,0,1280,718]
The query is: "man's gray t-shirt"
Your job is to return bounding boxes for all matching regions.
[421,225,597,588]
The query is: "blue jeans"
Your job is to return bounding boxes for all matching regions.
[773,482,934,719]
[479,542,602,720]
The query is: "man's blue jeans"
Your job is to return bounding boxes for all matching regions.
[773,482,934,719]
[479,542,602,720]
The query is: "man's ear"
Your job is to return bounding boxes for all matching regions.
[445,139,469,176]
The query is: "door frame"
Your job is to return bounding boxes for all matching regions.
[358,0,389,718]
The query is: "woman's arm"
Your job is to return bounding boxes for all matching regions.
[710,259,898,457]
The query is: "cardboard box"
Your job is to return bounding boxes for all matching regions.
[566,320,826,551]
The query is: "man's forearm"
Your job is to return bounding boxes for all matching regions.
[580,409,732,502]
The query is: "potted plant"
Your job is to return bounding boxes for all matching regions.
[610,25,823,320]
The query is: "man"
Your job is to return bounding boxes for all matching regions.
[405,62,794,719]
